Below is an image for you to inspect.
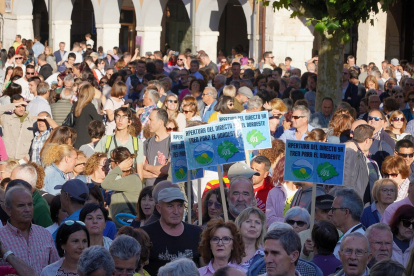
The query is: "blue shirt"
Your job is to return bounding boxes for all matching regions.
[52,209,82,241]
[279,124,315,142]
[43,164,67,196]
[360,202,381,229]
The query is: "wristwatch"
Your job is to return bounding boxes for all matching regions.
[3,250,14,261]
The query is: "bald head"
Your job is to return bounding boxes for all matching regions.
[152,181,179,203]
[351,120,367,131]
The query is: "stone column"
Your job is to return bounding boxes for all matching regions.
[96,23,121,52]
[356,10,387,65]
[136,26,163,54]
[2,14,18,48]
[51,20,72,51]
[195,31,219,62]
[16,15,34,40]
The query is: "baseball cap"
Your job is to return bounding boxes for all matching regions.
[228,162,260,179]
[158,188,187,203]
[391,58,399,66]
[90,52,99,59]
[315,194,334,210]
[55,179,89,201]
[238,87,254,99]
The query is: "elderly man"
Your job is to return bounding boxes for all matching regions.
[331,189,365,259]
[78,246,115,276]
[0,186,59,274]
[262,229,301,276]
[10,164,53,227]
[51,87,73,125]
[234,87,253,112]
[246,96,263,113]
[222,176,256,221]
[365,223,393,267]
[109,235,141,276]
[334,232,372,276]
[141,188,202,275]
[382,175,414,224]
[288,76,301,90]
[201,87,218,122]
[136,89,159,137]
[158,258,200,276]
[309,97,334,128]
[214,74,226,97]
[279,105,314,142]
[27,82,52,117]
[367,109,395,149]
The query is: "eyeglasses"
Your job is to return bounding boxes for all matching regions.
[207,200,222,209]
[330,207,347,213]
[408,98,414,102]
[405,83,414,87]
[368,116,382,121]
[341,248,368,257]
[286,220,307,227]
[182,110,192,114]
[26,72,35,75]
[391,117,405,122]
[115,115,129,121]
[291,115,305,120]
[401,219,414,228]
[202,93,210,97]
[381,188,396,194]
[395,95,404,99]
[168,100,178,104]
[114,267,135,276]
[210,236,233,244]
[64,220,85,226]
[397,152,414,158]
[166,127,178,132]
[384,173,399,178]
[75,163,86,167]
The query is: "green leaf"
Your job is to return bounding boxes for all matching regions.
[326,22,339,31]
[316,162,339,182]
[305,20,312,26]
[343,33,351,44]
[217,141,239,161]
[246,130,266,148]
[314,22,326,34]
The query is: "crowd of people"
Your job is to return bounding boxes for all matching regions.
[0,33,414,276]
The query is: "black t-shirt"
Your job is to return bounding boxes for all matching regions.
[141,220,202,275]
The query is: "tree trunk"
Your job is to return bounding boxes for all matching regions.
[315,31,345,112]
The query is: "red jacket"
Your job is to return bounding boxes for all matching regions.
[254,176,274,213]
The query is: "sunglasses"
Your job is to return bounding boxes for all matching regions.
[207,200,222,209]
[405,83,414,87]
[401,219,414,228]
[384,173,399,178]
[178,59,185,61]
[398,152,414,158]
[26,72,35,75]
[168,100,178,104]
[408,98,414,102]
[395,95,404,99]
[15,57,23,60]
[100,81,107,84]
[64,220,86,226]
[291,115,305,120]
[392,117,405,122]
[286,219,307,227]
[183,110,192,114]
[368,116,382,121]
[166,127,177,131]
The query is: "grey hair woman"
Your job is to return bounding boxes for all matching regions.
[158,258,200,276]
[284,206,310,233]
[77,246,115,276]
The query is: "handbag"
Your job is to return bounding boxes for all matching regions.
[62,107,75,127]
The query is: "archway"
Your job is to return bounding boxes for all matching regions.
[32,0,48,44]
[119,0,136,53]
[70,0,95,47]
[160,0,191,54]
[217,0,249,57]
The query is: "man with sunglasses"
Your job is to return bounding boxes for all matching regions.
[14,65,36,100]
[279,105,314,142]
[395,139,414,175]
[201,87,218,122]
[331,188,365,260]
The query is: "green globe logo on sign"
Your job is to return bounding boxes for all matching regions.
[194,144,214,166]
[291,159,313,180]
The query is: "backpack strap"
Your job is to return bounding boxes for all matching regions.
[132,136,138,156]
[105,135,113,154]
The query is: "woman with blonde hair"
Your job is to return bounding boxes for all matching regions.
[223,85,236,98]
[43,144,77,196]
[388,110,410,141]
[327,113,354,143]
[360,178,398,228]
[43,46,57,72]
[73,84,103,149]
[267,98,287,138]
[101,147,142,229]
[182,96,201,122]
[381,155,410,201]
[103,81,127,135]
[162,93,186,131]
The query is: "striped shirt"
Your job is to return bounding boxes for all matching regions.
[0,222,59,275]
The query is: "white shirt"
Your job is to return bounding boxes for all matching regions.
[14,77,34,101]
[334,223,365,259]
[27,96,53,118]
[62,51,83,63]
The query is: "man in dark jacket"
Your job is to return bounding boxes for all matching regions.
[37,54,53,80]
[343,67,359,108]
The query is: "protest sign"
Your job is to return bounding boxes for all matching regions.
[284,140,345,185]
[217,111,271,150]
[184,120,245,170]
[170,132,204,184]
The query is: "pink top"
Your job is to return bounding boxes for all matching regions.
[265,185,288,227]
[381,196,414,225]
[0,136,8,161]
[199,260,245,276]
[179,88,191,101]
